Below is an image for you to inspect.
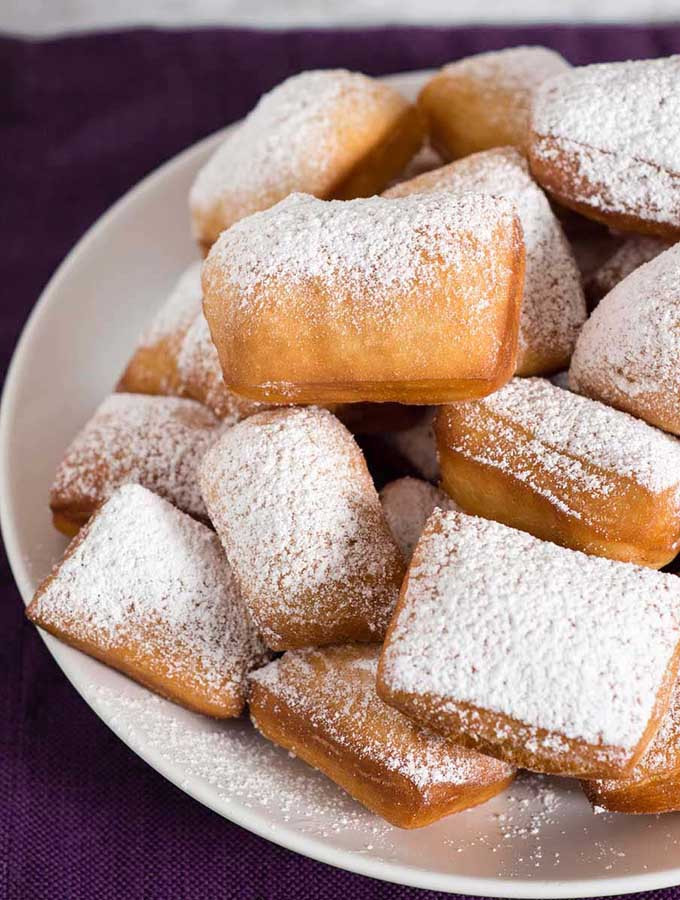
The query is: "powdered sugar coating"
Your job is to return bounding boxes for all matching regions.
[385,147,585,373]
[200,406,404,648]
[448,377,680,498]
[206,190,518,309]
[190,69,414,241]
[31,485,266,704]
[51,393,220,520]
[440,46,569,101]
[381,510,680,751]
[570,243,680,427]
[380,477,459,561]
[531,57,680,228]
[585,235,672,304]
[251,645,514,794]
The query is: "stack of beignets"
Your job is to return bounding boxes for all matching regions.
[31,51,680,832]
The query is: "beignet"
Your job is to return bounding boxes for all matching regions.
[434,377,680,567]
[200,407,405,650]
[190,69,425,252]
[419,46,569,159]
[570,243,680,437]
[378,510,680,778]
[250,644,515,828]
[50,393,220,536]
[380,477,459,562]
[529,57,680,238]
[385,147,585,376]
[583,678,680,815]
[28,485,267,718]
[202,191,525,405]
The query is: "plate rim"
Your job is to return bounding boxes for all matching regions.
[3,67,680,899]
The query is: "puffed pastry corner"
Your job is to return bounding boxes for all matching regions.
[249,644,515,828]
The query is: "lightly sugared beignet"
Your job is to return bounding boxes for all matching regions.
[385,147,586,376]
[584,235,672,306]
[200,406,405,650]
[380,477,459,562]
[28,485,267,718]
[118,262,264,423]
[118,263,423,434]
[569,243,680,437]
[529,56,680,238]
[190,69,425,253]
[582,677,680,814]
[418,46,569,160]
[50,393,220,537]
[377,509,680,779]
[249,644,515,828]
[434,377,680,568]
[202,191,525,405]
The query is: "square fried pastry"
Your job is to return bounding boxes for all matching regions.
[377,510,680,779]
[385,147,586,377]
[117,262,263,423]
[418,46,569,159]
[201,191,525,405]
[249,644,515,828]
[200,407,405,650]
[582,677,680,814]
[380,477,459,562]
[50,393,220,536]
[570,243,680,437]
[435,377,680,567]
[530,56,680,238]
[28,485,267,718]
[189,69,425,253]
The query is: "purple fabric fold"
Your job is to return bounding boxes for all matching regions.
[2,24,680,899]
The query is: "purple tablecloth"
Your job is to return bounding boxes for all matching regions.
[3,24,680,899]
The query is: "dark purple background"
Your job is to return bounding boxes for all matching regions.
[2,25,680,900]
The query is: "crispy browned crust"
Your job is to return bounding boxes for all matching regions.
[203,216,525,406]
[249,647,514,828]
[433,403,680,568]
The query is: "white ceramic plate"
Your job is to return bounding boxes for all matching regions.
[3,70,680,899]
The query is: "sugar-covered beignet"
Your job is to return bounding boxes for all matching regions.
[419,46,569,160]
[385,147,585,376]
[28,485,267,717]
[585,235,672,306]
[380,477,459,562]
[202,191,525,405]
[570,243,680,437]
[378,510,680,778]
[200,407,405,650]
[250,644,515,828]
[530,57,680,238]
[435,377,680,568]
[190,70,425,252]
[583,678,680,814]
[118,264,264,423]
[50,393,220,537]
